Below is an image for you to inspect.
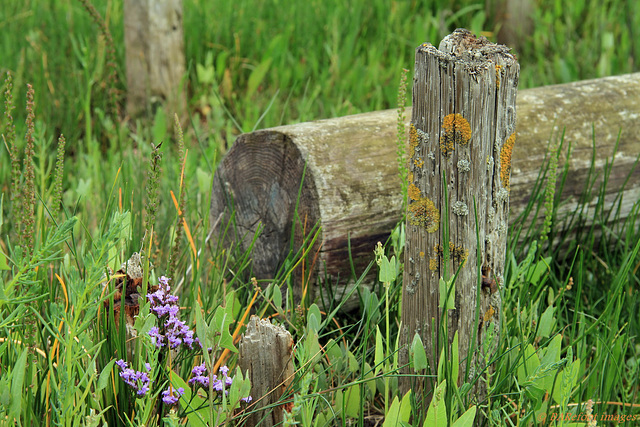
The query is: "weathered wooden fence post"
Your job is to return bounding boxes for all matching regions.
[238,316,295,426]
[123,0,186,119]
[399,29,519,407]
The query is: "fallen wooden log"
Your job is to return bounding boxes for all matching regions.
[210,73,640,301]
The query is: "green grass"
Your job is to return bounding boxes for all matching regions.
[1,0,640,425]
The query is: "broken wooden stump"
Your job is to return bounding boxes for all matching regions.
[238,316,294,427]
[209,72,640,303]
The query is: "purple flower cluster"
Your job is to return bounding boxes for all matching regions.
[162,386,185,405]
[147,276,199,350]
[187,363,252,403]
[113,276,252,407]
[115,359,152,397]
[188,362,209,388]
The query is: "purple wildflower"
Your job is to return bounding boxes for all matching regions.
[167,334,182,349]
[162,386,184,405]
[192,363,207,377]
[241,395,253,403]
[149,326,165,348]
[183,330,195,349]
[146,275,199,351]
[115,359,152,397]
[188,363,210,388]
[213,376,224,392]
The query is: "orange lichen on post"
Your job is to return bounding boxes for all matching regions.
[408,197,440,233]
[409,124,419,159]
[500,132,516,190]
[413,157,424,169]
[439,113,471,156]
[495,64,503,90]
[408,183,421,201]
[484,306,495,322]
[429,258,438,271]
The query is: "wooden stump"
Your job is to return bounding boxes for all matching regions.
[209,72,640,305]
[124,0,186,119]
[399,29,519,408]
[238,316,294,427]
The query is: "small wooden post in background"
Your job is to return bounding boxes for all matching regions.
[123,0,186,119]
[399,29,519,405]
[238,316,294,427]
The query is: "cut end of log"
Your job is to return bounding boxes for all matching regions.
[209,130,321,285]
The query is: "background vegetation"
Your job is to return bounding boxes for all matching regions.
[1,0,639,425]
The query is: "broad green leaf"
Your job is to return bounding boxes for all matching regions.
[379,255,397,284]
[410,332,428,372]
[325,339,342,366]
[524,382,546,410]
[552,358,580,405]
[272,284,282,309]
[439,277,455,310]
[424,380,448,427]
[347,350,358,373]
[305,330,321,364]
[96,359,116,393]
[398,390,412,423]
[344,385,360,418]
[363,363,377,397]
[0,251,9,270]
[334,387,361,420]
[517,344,540,385]
[247,58,272,98]
[540,334,562,392]
[9,348,28,420]
[452,332,459,387]
[229,367,252,408]
[375,326,384,374]
[452,405,477,427]
[307,303,322,333]
[537,305,556,338]
[529,257,551,286]
[308,312,320,334]
[0,375,10,408]
[382,396,401,427]
[211,297,236,352]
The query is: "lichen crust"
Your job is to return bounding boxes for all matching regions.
[408,196,440,233]
[439,113,471,156]
[500,132,516,190]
